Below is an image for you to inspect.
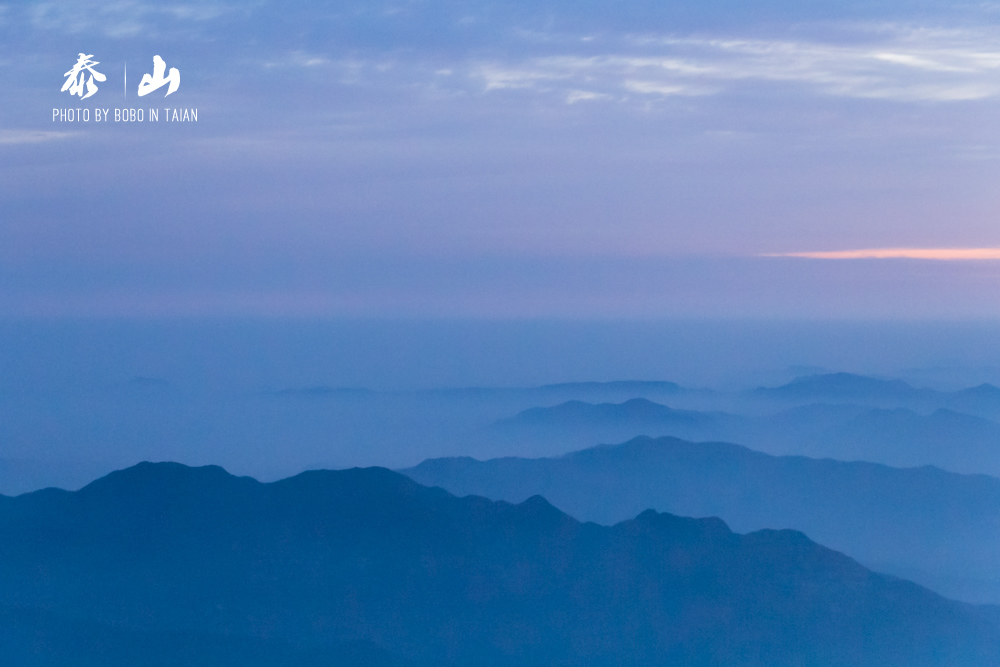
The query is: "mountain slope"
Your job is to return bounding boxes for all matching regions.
[405,436,1000,604]
[4,462,1000,666]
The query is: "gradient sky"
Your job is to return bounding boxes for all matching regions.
[3,0,1000,318]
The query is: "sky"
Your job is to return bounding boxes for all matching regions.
[3,0,1000,318]
[7,1,1000,485]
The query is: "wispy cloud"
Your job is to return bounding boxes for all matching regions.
[463,25,1000,104]
[565,90,612,104]
[261,51,333,69]
[216,21,1000,108]
[26,1,238,38]
[0,129,76,144]
[767,248,1000,260]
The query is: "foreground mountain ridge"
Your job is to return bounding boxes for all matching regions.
[4,461,1000,666]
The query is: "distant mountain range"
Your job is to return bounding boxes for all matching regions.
[8,370,1000,497]
[753,373,925,403]
[496,397,728,434]
[494,397,736,442]
[751,373,1000,417]
[405,436,1000,604]
[4,462,1000,666]
[269,380,685,401]
[492,392,1000,476]
[267,374,1000,415]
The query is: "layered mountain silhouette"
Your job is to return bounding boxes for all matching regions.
[424,380,685,401]
[269,381,686,404]
[405,436,1000,604]
[4,462,1000,666]
[751,373,1000,418]
[818,407,1000,470]
[753,373,926,403]
[492,395,1000,476]
[532,379,683,396]
[496,397,734,437]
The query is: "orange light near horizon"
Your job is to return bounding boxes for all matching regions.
[765,248,1000,260]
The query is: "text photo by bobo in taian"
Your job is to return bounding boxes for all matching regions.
[52,108,197,122]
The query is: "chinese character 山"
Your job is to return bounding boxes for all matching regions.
[138,55,180,97]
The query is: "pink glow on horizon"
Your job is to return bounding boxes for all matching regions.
[767,248,1000,260]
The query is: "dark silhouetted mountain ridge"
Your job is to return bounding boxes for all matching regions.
[4,462,1000,666]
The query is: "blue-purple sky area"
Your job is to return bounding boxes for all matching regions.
[3,0,1000,319]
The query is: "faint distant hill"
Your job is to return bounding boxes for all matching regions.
[728,403,1000,476]
[753,373,925,402]
[4,462,1000,666]
[958,384,1000,399]
[817,407,1000,471]
[493,397,740,449]
[0,458,115,497]
[950,383,1000,414]
[496,398,744,436]
[500,397,706,427]
[269,381,686,403]
[492,396,1000,477]
[268,385,375,398]
[419,380,688,404]
[404,436,1000,604]
[751,373,1000,418]
[535,379,683,395]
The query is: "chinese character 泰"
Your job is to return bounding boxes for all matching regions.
[137,55,180,97]
[61,53,106,99]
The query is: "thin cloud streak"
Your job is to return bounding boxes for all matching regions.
[222,23,1000,106]
[470,28,1000,104]
[767,248,1000,260]
[0,129,76,144]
